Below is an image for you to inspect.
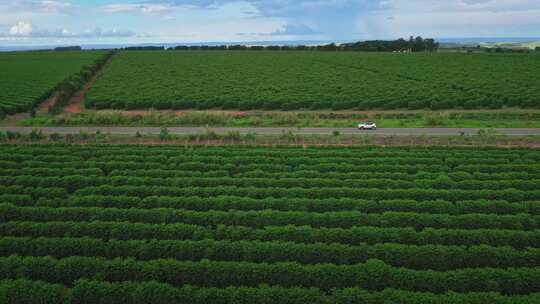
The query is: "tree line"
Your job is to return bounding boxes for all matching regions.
[120,37,439,53]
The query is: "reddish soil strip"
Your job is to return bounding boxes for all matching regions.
[64,58,114,114]
[36,93,59,114]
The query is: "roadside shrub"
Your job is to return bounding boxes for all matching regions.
[5,131,21,141]
[423,112,449,126]
[159,127,171,141]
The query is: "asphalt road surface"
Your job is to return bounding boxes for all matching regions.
[1,127,540,136]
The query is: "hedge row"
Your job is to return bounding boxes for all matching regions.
[0,186,66,200]
[5,175,540,192]
[4,170,540,190]
[3,279,538,304]
[2,204,538,230]
[0,195,34,207]
[113,168,540,182]
[0,160,450,174]
[1,151,533,164]
[2,144,532,157]
[73,185,540,202]
[1,236,538,271]
[0,168,104,178]
[63,195,540,215]
[1,220,538,248]
[1,256,539,294]
[5,159,540,175]
[0,153,523,167]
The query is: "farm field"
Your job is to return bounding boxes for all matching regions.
[0,51,107,115]
[1,144,540,303]
[85,51,540,111]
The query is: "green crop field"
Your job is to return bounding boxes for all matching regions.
[1,144,540,303]
[85,51,540,111]
[0,51,106,115]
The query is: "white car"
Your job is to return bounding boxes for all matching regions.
[358,122,377,130]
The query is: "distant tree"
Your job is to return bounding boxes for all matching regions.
[424,39,438,52]
[413,36,425,52]
[228,45,248,50]
[408,36,415,51]
[54,46,82,51]
[318,43,338,51]
[124,46,164,51]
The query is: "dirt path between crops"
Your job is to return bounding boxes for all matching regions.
[64,56,114,114]
[36,93,59,114]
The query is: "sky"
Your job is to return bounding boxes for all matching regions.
[0,0,540,45]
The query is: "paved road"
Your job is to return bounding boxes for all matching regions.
[1,127,540,136]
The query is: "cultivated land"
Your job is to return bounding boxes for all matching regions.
[0,51,106,115]
[86,51,540,111]
[1,144,540,303]
[3,46,540,304]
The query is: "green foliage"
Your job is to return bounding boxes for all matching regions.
[159,127,170,141]
[28,129,45,142]
[1,255,539,294]
[423,112,449,126]
[5,131,21,141]
[2,279,539,304]
[0,279,69,304]
[48,133,62,141]
[224,131,242,141]
[176,112,231,125]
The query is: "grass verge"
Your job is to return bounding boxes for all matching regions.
[12,110,540,129]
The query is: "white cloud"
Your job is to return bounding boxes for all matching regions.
[9,21,33,36]
[357,0,540,38]
[39,0,72,13]
[2,21,137,38]
[100,3,173,14]
[1,0,540,44]
[241,23,321,36]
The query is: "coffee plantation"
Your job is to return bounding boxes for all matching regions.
[85,51,540,110]
[1,144,540,303]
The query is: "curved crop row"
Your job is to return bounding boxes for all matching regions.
[1,220,538,248]
[2,255,539,294]
[3,279,538,304]
[59,195,540,215]
[72,184,540,202]
[2,204,539,230]
[4,175,540,192]
[1,236,538,271]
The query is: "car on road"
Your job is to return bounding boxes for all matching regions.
[358,122,377,130]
